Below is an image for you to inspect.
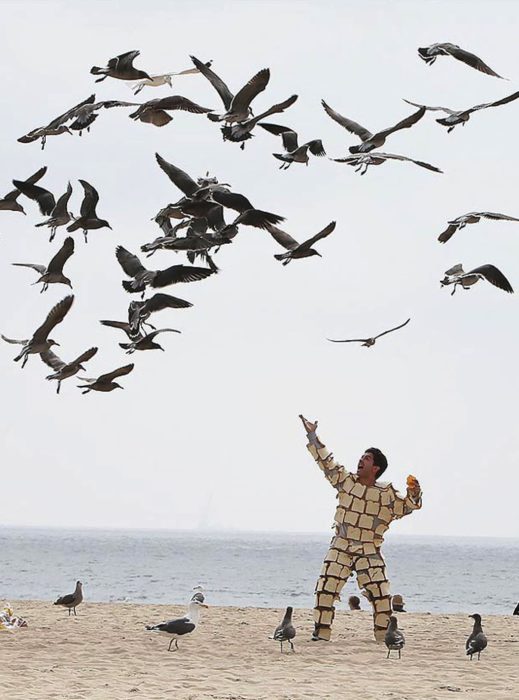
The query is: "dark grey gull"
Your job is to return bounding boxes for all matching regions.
[272,606,296,653]
[35,182,74,241]
[119,328,181,354]
[12,236,74,292]
[18,95,96,149]
[267,221,336,265]
[11,178,55,216]
[331,151,442,175]
[417,43,504,78]
[90,50,151,83]
[99,319,140,340]
[54,580,83,616]
[41,346,98,394]
[385,616,405,658]
[321,100,425,154]
[438,211,519,243]
[1,295,74,368]
[191,55,269,124]
[77,363,134,394]
[0,166,47,214]
[146,599,208,651]
[327,318,411,347]
[130,60,213,94]
[259,123,325,168]
[128,293,193,334]
[466,613,487,660]
[441,264,514,295]
[220,94,298,149]
[66,180,111,243]
[127,96,214,127]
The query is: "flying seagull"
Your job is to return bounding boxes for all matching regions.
[321,100,425,154]
[54,580,83,616]
[2,295,74,368]
[437,212,519,243]
[385,616,405,659]
[191,55,270,123]
[12,236,75,292]
[119,328,181,354]
[18,94,97,149]
[41,346,98,394]
[466,613,488,660]
[272,607,296,653]
[0,166,47,214]
[35,182,74,241]
[146,599,208,651]
[441,264,514,295]
[327,318,411,347]
[130,60,213,95]
[267,221,336,265]
[418,43,504,78]
[220,94,298,149]
[259,123,325,168]
[66,180,111,243]
[128,293,193,334]
[11,178,55,216]
[127,95,214,127]
[155,153,225,199]
[90,50,151,83]
[77,363,134,394]
[403,91,519,133]
[331,151,442,175]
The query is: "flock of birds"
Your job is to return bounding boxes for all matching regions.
[2,42,519,390]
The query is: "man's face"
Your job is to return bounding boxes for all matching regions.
[357,451,379,480]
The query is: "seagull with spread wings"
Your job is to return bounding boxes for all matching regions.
[128,293,193,335]
[259,123,325,168]
[191,55,270,123]
[34,183,74,241]
[90,50,151,82]
[1,295,74,368]
[220,94,298,149]
[418,43,504,78]
[327,318,411,347]
[18,94,96,150]
[11,178,55,216]
[12,237,74,292]
[130,60,213,94]
[41,346,98,394]
[403,91,519,133]
[267,221,336,265]
[0,167,47,214]
[441,264,514,295]
[437,212,519,243]
[331,152,442,175]
[119,328,181,354]
[77,363,134,394]
[321,100,425,154]
[66,180,111,243]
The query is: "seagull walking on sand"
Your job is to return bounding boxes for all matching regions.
[259,123,325,168]
[90,50,152,83]
[42,346,98,394]
[77,363,134,394]
[272,606,296,653]
[441,264,514,295]
[66,180,111,243]
[54,581,83,616]
[146,599,208,651]
[0,167,47,214]
[267,221,336,265]
[385,616,405,659]
[327,318,411,347]
[12,237,75,292]
[466,614,487,660]
[417,43,504,78]
[437,211,519,242]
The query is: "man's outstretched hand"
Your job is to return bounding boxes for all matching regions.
[299,414,318,433]
[406,474,421,497]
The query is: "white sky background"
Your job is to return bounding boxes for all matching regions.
[0,0,518,537]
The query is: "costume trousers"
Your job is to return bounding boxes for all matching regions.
[314,537,392,641]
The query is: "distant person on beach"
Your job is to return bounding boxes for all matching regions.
[392,594,406,612]
[513,602,519,615]
[299,415,422,642]
[348,595,361,610]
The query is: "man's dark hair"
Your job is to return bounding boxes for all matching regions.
[365,447,388,478]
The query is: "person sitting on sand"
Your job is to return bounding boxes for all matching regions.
[299,414,422,643]
[348,595,361,610]
[392,594,406,612]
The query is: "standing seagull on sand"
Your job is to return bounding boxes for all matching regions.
[417,43,504,78]
[327,318,411,347]
[130,61,213,94]
[191,55,270,124]
[385,616,405,659]
[67,180,111,243]
[272,607,296,653]
[35,183,74,241]
[259,123,325,168]
[146,599,208,651]
[0,167,48,214]
[321,100,425,154]
[267,221,336,265]
[42,346,98,394]
[54,581,83,616]
[438,212,519,242]
[90,50,151,83]
[12,237,75,292]
[441,264,514,295]
[77,363,134,394]
[1,295,74,368]
[466,614,488,660]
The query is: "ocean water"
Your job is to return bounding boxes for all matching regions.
[0,528,517,614]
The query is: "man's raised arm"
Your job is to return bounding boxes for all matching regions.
[392,475,423,518]
[299,414,350,490]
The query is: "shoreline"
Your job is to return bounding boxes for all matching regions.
[0,601,518,699]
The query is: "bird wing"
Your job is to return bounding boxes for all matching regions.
[444,263,464,276]
[47,94,96,129]
[11,180,55,216]
[143,293,193,311]
[52,182,73,218]
[147,96,213,114]
[469,264,514,293]
[155,153,199,196]
[1,335,29,345]
[305,139,326,156]
[112,50,140,70]
[100,319,131,331]
[402,98,454,114]
[134,109,172,127]
[97,363,135,384]
[444,44,504,78]
[327,337,368,343]
[479,212,519,222]
[234,209,285,230]
[438,223,459,243]
[146,328,181,340]
[152,265,214,288]
[156,617,196,635]
[11,263,46,275]
[55,593,75,606]
[78,180,100,218]
[4,166,48,201]
[33,295,74,343]
[190,55,234,109]
[469,90,519,113]
[297,221,336,251]
[71,346,98,365]
[259,122,299,151]
[375,106,426,140]
[373,317,411,340]
[265,224,299,250]
[375,152,442,173]
[47,237,75,274]
[116,246,147,277]
[230,68,270,113]
[40,349,66,370]
[248,94,298,126]
[321,100,373,141]
[211,190,254,213]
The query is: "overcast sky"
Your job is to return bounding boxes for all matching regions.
[0,0,518,537]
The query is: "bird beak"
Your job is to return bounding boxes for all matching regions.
[55,342,61,347]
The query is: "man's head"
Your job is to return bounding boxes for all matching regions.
[356,447,388,483]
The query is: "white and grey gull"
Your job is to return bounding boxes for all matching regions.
[417,43,505,79]
[12,236,75,292]
[441,264,514,295]
[146,599,208,651]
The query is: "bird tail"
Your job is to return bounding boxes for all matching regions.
[207,113,224,122]
[272,153,286,162]
[122,280,146,294]
[274,253,288,261]
[119,342,132,350]
[90,66,105,75]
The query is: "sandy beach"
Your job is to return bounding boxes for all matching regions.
[0,601,517,699]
